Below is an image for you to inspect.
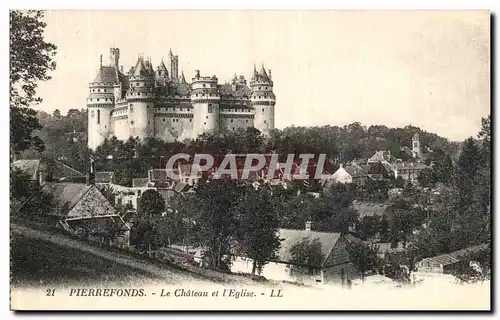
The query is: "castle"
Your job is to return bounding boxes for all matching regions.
[87,48,276,150]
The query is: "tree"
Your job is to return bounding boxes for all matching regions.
[234,185,281,275]
[194,180,240,270]
[346,242,380,277]
[355,215,381,241]
[10,10,57,156]
[455,138,482,213]
[138,189,165,217]
[287,238,325,280]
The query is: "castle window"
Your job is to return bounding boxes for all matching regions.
[190,119,192,122]
[232,127,235,130]
[97,110,100,124]
[97,98,100,102]
[204,122,206,125]
[262,108,264,112]
[173,108,176,111]
[230,119,233,123]
[130,106,134,113]
[138,93,141,96]
[131,121,134,125]
[206,116,208,119]
[264,120,267,124]
[246,120,248,123]
[98,89,101,92]
[259,87,261,90]
[203,84,206,87]
[180,108,183,111]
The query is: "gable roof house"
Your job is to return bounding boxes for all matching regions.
[415,244,489,275]
[368,151,393,164]
[330,164,370,186]
[12,159,86,187]
[231,223,358,286]
[18,182,130,248]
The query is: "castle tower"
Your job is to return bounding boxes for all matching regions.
[125,56,155,141]
[87,53,118,150]
[190,70,220,139]
[250,63,276,136]
[169,49,179,80]
[412,133,421,158]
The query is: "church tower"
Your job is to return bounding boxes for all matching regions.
[250,63,276,136]
[412,133,421,158]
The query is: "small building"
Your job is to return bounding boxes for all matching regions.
[18,182,130,248]
[367,151,393,164]
[414,244,489,274]
[390,161,429,182]
[12,159,86,187]
[331,164,369,186]
[94,171,114,185]
[231,224,358,286]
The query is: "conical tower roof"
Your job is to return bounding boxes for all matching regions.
[133,57,148,77]
[259,63,269,79]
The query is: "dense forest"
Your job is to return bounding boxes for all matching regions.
[19,108,462,182]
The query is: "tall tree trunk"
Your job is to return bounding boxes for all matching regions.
[251,260,257,275]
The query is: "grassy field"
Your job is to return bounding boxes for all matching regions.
[10,232,163,287]
[10,220,264,288]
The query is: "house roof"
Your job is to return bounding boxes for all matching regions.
[12,159,85,181]
[353,201,388,218]
[20,182,116,220]
[132,178,150,188]
[149,169,179,183]
[275,228,341,267]
[95,171,114,184]
[12,160,41,180]
[394,162,429,171]
[368,151,393,163]
[420,244,489,267]
[344,165,368,178]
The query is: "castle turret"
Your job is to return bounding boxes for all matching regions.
[250,63,276,136]
[87,53,119,150]
[158,59,169,78]
[169,49,179,81]
[190,70,220,138]
[125,56,155,141]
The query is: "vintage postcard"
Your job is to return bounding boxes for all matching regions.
[9,10,491,311]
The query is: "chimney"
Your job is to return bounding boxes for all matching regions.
[305,221,312,231]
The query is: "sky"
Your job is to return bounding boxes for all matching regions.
[35,10,490,141]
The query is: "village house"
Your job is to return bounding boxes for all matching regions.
[367,151,393,164]
[12,159,86,187]
[414,244,489,275]
[330,164,370,186]
[18,182,130,248]
[94,171,114,185]
[231,222,358,286]
[389,161,429,182]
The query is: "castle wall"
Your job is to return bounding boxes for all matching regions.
[154,111,194,142]
[219,112,254,132]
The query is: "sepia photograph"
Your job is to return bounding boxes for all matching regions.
[9,9,491,311]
